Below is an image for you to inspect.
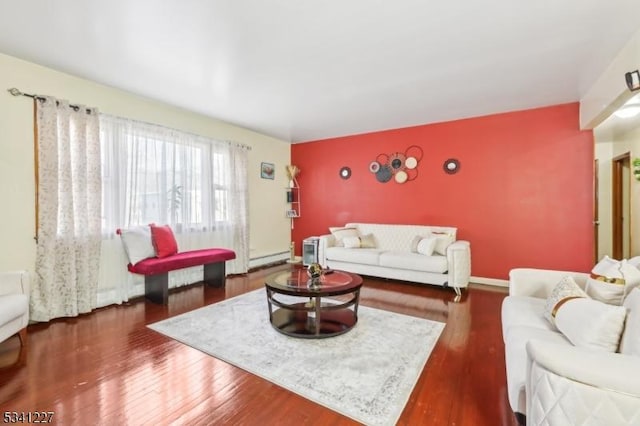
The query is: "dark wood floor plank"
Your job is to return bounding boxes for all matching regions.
[0,265,517,425]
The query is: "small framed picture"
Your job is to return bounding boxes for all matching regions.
[286,209,298,218]
[261,162,275,179]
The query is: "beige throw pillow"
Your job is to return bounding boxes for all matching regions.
[342,234,376,249]
[544,275,588,325]
[329,227,359,247]
[359,233,376,248]
[430,232,455,255]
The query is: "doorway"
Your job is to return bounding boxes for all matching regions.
[612,152,631,260]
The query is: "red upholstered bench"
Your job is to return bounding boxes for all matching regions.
[128,248,236,305]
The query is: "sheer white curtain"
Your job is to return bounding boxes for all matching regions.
[31,97,102,322]
[97,114,249,306]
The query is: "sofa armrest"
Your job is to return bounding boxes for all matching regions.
[527,339,640,397]
[446,240,471,288]
[508,268,589,298]
[318,234,336,268]
[0,271,30,297]
[526,340,640,424]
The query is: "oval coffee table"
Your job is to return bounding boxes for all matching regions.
[265,268,363,338]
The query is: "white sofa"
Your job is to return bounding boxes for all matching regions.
[502,268,640,425]
[0,271,30,348]
[318,223,471,296]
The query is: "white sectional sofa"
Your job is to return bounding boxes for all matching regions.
[502,268,640,425]
[317,223,471,296]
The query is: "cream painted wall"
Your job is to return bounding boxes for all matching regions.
[581,27,640,129]
[618,126,640,257]
[0,52,291,272]
[594,126,640,260]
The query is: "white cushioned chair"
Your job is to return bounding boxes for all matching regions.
[502,268,640,425]
[0,271,30,350]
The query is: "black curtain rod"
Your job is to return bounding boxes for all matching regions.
[7,87,93,114]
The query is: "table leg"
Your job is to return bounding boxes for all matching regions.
[354,289,361,317]
[315,296,321,336]
[266,288,273,322]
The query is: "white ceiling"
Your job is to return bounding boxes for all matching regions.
[1,1,640,142]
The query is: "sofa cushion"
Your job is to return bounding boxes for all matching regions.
[431,232,455,255]
[555,298,627,352]
[329,227,360,247]
[343,236,361,248]
[150,224,179,258]
[619,288,640,356]
[410,235,425,252]
[378,251,448,273]
[416,237,437,256]
[325,247,382,265]
[0,294,28,325]
[543,275,588,325]
[358,234,377,248]
[586,257,640,305]
[346,223,457,252]
[502,296,554,341]
[504,325,569,415]
[119,225,155,265]
[342,233,377,249]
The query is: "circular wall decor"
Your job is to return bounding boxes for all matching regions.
[405,145,424,162]
[389,152,407,170]
[339,166,351,179]
[405,157,418,169]
[375,165,393,183]
[395,170,408,184]
[443,158,460,174]
[369,161,380,173]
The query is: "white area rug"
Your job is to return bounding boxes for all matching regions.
[148,289,444,426]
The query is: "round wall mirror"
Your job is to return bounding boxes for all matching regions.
[339,166,351,179]
[443,158,460,174]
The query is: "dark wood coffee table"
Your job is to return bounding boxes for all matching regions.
[265,268,363,338]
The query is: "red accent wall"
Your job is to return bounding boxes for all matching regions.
[291,103,594,280]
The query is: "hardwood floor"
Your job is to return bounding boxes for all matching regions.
[0,264,518,426]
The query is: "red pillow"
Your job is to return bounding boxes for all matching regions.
[150,224,178,258]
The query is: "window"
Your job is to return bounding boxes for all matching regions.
[99,114,234,235]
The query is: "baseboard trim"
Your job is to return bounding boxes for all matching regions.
[249,251,289,269]
[471,276,509,288]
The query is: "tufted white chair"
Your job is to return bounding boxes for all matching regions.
[0,271,29,349]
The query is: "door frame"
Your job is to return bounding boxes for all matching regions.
[612,152,631,260]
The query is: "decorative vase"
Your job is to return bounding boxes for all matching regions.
[307,263,322,279]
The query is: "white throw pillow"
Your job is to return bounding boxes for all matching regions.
[628,256,640,270]
[430,232,454,255]
[416,237,437,256]
[619,288,640,356]
[555,298,627,353]
[343,236,361,248]
[329,227,359,247]
[586,257,640,305]
[543,275,588,325]
[119,225,155,265]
